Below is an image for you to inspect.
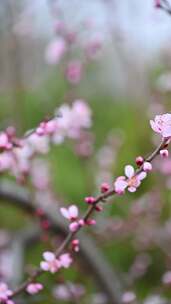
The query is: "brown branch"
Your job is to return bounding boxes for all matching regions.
[0,181,124,304]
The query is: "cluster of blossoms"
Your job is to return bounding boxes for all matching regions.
[0,100,91,181]
[0,283,14,304]
[60,204,96,233]
[40,251,72,273]
[113,113,171,195]
[0,112,170,303]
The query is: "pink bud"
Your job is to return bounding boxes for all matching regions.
[100,182,110,193]
[95,205,103,212]
[72,239,80,252]
[155,0,161,8]
[135,156,144,167]
[85,196,96,204]
[36,127,44,136]
[143,162,152,172]
[160,149,169,158]
[78,219,85,226]
[69,222,79,232]
[86,219,96,226]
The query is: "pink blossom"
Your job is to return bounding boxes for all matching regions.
[40,251,60,273]
[0,282,12,302]
[114,165,147,194]
[26,283,43,295]
[36,119,58,136]
[60,205,78,221]
[53,283,85,301]
[45,38,66,65]
[114,177,128,195]
[0,133,9,149]
[66,60,82,84]
[162,271,171,285]
[122,291,136,303]
[150,114,171,138]
[59,253,72,268]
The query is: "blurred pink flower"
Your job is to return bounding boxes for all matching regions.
[60,205,78,221]
[150,114,171,138]
[66,60,82,84]
[45,38,66,65]
[26,283,43,295]
[59,253,72,268]
[0,282,12,302]
[40,251,60,273]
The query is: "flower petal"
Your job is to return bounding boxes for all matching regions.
[138,171,147,180]
[60,207,69,219]
[43,251,55,262]
[68,205,78,218]
[125,165,134,178]
[128,186,136,192]
[40,261,49,271]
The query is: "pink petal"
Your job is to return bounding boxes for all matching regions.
[125,165,134,178]
[114,179,128,193]
[43,251,55,262]
[59,253,72,268]
[162,126,171,138]
[68,205,78,218]
[40,261,49,271]
[128,186,137,192]
[60,208,69,219]
[138,171,147,180]
[150,120,160,133]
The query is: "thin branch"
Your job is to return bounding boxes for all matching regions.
[0,181,124,304]
[6,137,167,300]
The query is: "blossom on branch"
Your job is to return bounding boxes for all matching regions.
[40,251,61,274]
[114,165,147,194]
[150,114,171,138]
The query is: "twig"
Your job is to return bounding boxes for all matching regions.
[5,137,167,300]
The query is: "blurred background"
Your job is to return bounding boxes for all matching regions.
[1,0,171,303]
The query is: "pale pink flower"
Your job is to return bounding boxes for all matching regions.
[59,253,72,268]
[150,114,171,138]
[45,38,66,65]
[60,205,78,221]
[0,153,13,172]
[40,251,60,273]
[0,132,9,149]
[53,283,85,301]
[122,291,136,303]
[27,134,49,154]
[0,282,12,302]
[114,176,128,195]
[36,119,58,136]
[26,283,43,295]
[66,60,82,84]
[72,100,92,129]
[114,165,147,194]
[162,271,171,285]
